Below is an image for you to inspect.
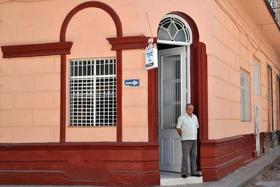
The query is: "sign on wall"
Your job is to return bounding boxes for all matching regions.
[145,38,158,70]
[124,79,140,87]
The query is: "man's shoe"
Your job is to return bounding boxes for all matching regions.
[181,173,188,178]
[191,171,202,177]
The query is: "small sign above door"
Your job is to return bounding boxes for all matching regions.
[124,79,140,87]
[145,38,158,70]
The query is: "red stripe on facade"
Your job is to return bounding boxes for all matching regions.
[1,42,72,58]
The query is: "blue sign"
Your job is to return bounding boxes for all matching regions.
[124,79,140,87]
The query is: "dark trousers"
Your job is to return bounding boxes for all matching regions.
[181,140,197,174]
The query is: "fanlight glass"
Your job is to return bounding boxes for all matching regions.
[158,16,192,45]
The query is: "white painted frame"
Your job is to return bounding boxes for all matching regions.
[157,14,193,46]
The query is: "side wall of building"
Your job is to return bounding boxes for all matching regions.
[206,0,280,139]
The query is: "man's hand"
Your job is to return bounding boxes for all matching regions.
[176,128,181,136]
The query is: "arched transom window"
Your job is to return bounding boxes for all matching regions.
[158,14,192,45]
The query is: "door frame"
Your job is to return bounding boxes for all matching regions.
[147,14,208,172]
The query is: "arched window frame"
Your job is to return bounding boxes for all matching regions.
[157,14,193,45]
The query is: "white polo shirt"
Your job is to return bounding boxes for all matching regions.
[176,113,199,140]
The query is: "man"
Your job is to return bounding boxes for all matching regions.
[176,103,201,178]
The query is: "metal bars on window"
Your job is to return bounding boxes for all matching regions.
[70,58,116,127]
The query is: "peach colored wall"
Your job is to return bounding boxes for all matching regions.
[122,50,148,142]
[0,0,212,142]
[0,0,279,142]
[0,56,60,143]
[207,0,280,139]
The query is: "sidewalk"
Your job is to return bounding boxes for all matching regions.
[178,147,280,187]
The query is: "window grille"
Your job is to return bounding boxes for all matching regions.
[240,69,251,122]
[158,15,192,45]
[70,58,116,127]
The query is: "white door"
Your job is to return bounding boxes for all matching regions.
[158,47,188,172]
[254,105,261,156]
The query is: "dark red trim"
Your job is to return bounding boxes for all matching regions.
[200,134,258,181]
[60,54,66,143]
[60,1,122,42]
[59,1,123,142]
[116,50,122,142]
[0,142,159,186]
[196,42,208,140]
[0,142,158,151]
[1,42,72,58]
[243,134,257,163]
[148,69,158,143]
[107,36,151,50]
[201,135,244,146]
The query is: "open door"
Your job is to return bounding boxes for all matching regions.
[158,47,187,172]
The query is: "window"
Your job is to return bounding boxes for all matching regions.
[70,58,116,127]
[158,15,192,45]
[253,60,261,96]
[240,69,251,122]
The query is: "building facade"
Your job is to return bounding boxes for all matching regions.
[0,0,279,186]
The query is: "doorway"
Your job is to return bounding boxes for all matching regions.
[157,14,192,173]
[158,46,188,172]
[156,14,203,185]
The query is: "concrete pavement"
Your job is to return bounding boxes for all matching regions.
[180,147,280,187]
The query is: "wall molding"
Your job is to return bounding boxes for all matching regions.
[0,142,158,151]
[107,36,155,50]
[0,142,159,186]
[1,42,73,58]
[59,1,123,142]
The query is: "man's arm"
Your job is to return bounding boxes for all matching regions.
[176,128,181,136]
[176,116,182,136]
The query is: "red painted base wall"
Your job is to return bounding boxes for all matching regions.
[0,143,160,186]
[0,133,272,185]
[200,133,269,181]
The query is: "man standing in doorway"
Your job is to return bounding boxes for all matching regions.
[176,103,201,178]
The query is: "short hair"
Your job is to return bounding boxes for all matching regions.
[186,103,194,109]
